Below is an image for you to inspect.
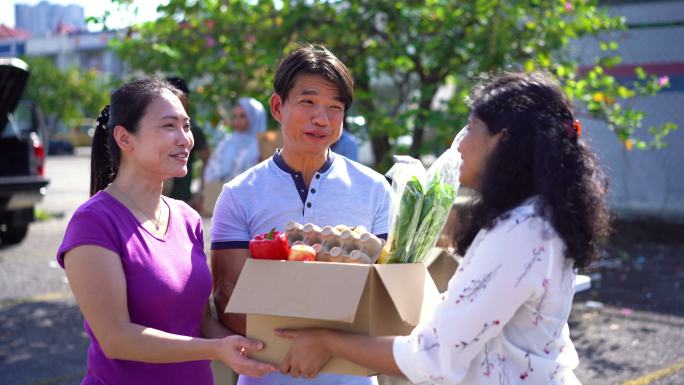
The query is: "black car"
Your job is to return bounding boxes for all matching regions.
[0,58,49,245]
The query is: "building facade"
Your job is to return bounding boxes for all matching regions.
[15,1,86,38]
[1,2,124,76]
[0,30,124,77]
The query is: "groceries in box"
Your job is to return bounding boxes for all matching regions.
[246,135,463,266]
[226,259,440,375]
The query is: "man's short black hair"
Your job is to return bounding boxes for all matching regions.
[166,76,190,95]
[273,44,354,111]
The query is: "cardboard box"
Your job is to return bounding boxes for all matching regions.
[257,130,282,161]
[226,259,440,376]
[423,247,460,293]
[201,181,224,217]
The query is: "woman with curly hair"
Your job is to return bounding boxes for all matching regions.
[274,71,610,385]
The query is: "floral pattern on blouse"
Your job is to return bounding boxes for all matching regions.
[393,197,582,385]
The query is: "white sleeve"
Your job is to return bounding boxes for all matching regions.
[210,185,251,243]
[393,216,551,384]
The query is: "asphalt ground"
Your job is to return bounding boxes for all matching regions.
[569,224,684,385]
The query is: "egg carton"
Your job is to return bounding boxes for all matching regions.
[284,221,385,264]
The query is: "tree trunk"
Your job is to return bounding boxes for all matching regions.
[371,132,392,172]
[409,96,433,156]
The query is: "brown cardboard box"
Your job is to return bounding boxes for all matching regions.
[201,181,224,217]
[257,130,282,161]
[226,259,440,376]
[423,247,460,293]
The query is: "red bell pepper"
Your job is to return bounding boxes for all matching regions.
[249,228,290,260]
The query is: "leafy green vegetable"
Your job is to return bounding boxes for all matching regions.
[383,177,424,263]
[408,174,456,263]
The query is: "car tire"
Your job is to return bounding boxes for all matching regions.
[0,223,29,245]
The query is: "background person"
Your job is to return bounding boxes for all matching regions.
[205,97,267,183]
[330,129,359,161]
[210,44,394,385]
[165,76,211,211]
[56,78,276,385]
[276,71,610,385]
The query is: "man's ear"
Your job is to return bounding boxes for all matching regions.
[113,125,133,153]
[270,93,283,123]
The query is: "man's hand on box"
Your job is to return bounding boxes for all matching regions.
[215,335,278,377]
[275,328,332,379]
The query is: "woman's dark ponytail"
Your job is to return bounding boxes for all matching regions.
[90,105,114,196]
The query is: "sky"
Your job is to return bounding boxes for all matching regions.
[0,0,167,30]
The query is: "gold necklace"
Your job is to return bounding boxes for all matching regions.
[110,184,163,231]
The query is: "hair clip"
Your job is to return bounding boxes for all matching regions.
[566,119,582,139]
[574,119,582,138]
[98,105,111,131]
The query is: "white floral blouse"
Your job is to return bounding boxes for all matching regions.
[393,197,582,385]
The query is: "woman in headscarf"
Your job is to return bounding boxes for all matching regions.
[205,97,267,183]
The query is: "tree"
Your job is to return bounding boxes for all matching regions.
[107,0,281,123]
[286,0,675,164]
[107,0,675,169]
[22,56,111,134]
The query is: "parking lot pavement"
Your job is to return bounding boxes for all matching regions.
[571,302,684,385]
[0,297,88,385]
[571,238,684,385]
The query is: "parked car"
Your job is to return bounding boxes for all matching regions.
[47,135,75,155]
[0,58,49,245]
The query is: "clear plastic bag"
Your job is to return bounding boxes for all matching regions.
[380,129,465,264]
[382,157,426,263]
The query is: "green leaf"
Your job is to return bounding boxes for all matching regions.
[635,67,646,80]
[617,86,635,99]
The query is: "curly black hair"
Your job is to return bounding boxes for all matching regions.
[455,72,610,269]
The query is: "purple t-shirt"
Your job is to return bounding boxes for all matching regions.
[57,191,213,385]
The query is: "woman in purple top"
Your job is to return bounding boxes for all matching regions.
[57,78,276,385]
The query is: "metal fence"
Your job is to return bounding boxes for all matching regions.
[575,1,684,222]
